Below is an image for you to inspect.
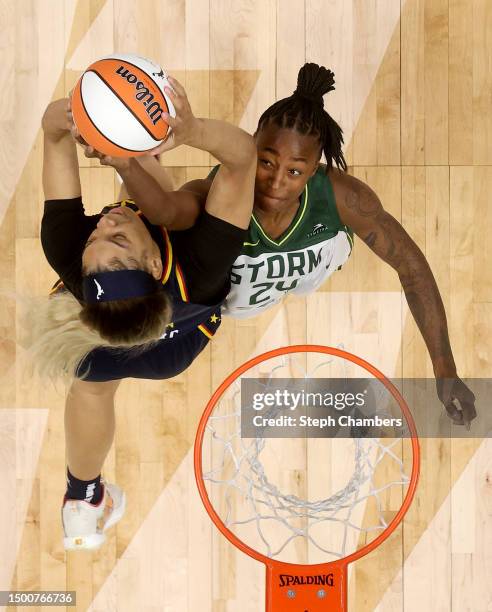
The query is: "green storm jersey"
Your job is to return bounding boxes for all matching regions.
[207,165,354,318]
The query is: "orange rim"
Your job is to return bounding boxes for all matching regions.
[194,344,420,570]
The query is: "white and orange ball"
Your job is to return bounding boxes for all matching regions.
[71,53,176,157]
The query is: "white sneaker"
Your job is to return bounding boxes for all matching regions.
[62,481,126,551]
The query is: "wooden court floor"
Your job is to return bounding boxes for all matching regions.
[0,1,491,611]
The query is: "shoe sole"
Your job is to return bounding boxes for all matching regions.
[63,490,127,551]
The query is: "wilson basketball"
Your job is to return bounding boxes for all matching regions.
[71,53,176,157]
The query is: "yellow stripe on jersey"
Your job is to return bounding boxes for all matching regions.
[175,262,189,301]
[160,228,173,285]
[120,199,143,216]
[251,183,309,247]
[198,324,213,339]
[49,280,65,295]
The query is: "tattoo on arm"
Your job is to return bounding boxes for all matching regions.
[344,182,456,373]
[364,231,377,248]
[345,184,382,217]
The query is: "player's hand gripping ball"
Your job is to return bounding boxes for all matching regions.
[71,53,176,157]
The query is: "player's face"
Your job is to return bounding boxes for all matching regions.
[82,206,162,276]
[254,123,321,211]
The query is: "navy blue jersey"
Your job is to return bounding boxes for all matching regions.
[43,198,240,340]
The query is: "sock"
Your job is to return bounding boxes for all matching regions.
[66,467,103,505]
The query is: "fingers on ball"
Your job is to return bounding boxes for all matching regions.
[162,112,176,128]
[168,76,185,97]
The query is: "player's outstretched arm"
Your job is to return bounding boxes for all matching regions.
[336,174,476,428]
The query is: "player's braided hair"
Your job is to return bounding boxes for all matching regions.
[256,63,347,173]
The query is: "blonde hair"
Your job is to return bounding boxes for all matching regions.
[10,287,172,392]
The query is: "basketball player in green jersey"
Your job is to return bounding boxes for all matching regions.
[83,63,476,428]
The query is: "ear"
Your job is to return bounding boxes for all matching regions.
[147,250,163,280]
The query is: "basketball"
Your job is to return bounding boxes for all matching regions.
[71,53,176,157]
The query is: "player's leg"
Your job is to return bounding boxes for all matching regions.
[65,378,121,481]
[62,378,125,551]
[61,328,211,551]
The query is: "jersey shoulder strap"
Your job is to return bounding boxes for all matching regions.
[309,167,354,241]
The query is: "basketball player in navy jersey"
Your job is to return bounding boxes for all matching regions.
[41,76,256,550]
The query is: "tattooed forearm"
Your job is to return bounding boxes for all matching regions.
[340,178,457,376]
[393,237,456,375]
[360,211,455,375]
[400,270,456,376]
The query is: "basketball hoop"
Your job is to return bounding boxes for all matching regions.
[194,345,420,611]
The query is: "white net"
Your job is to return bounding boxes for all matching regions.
[201,350,416,564]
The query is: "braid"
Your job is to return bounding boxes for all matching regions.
[257,63,347,173]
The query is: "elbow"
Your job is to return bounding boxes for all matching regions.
[236,136,257,169]
[246,137,258,162]
[41,100,60,131]
[41,102,53,130]
[146,212,167,226]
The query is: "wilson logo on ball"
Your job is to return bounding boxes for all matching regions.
[115,65,165,125]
